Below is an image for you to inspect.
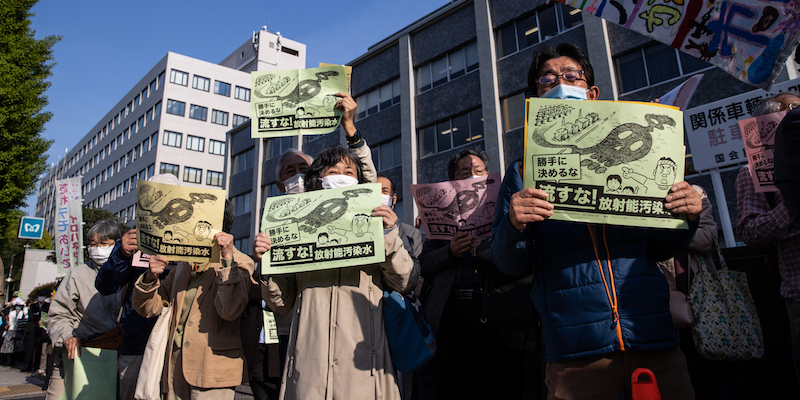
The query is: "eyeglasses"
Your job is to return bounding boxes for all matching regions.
[781,103,799,112]
[538,70,585,86]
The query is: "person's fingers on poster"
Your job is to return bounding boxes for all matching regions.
[509,188,553,230]
[449,232,473,259]
[665,181,703,221]
[147,254,168,281]
[372,205,398,230]
[65,336,80,360]
[253,233,272,261]
[214,232,235,260]
[333,92,357,125]
[121,229,137,258]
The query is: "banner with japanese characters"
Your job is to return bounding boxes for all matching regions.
[738,110,785,192]
[524,98,688,229]
[410,173,500,240]
[260,184,385,274]
[136,180,224,263]
[54,178,84,272]
[251,65,347,138]
[684,77,800,171]
[555,0,800,89]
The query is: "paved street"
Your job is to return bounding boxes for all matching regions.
[0,364,255,399]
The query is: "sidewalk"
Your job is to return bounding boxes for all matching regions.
[0,364,45,399]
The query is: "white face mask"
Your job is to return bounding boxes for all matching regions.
[89,245,114,265]
[469,175,484,180]
[381,194,394,208]
[283,174,305,194]
[321,174,358,189]
[541,84,589,100]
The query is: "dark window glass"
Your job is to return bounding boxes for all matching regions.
[437,120,452,152]
[465,42,479,72]
[560,3,584,29]
[616,51,647,93]
[644,46,680,85]
[496,24,517,58]
[451,114,470,148]
[539,5,559,40]
[419,126,436,157]
[431,57,448,88]
[516,14,540,50]
[417,64,432,93]
[449,48,465,79]
[679,51,710,74]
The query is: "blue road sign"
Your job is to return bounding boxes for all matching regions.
[18,217,45,240]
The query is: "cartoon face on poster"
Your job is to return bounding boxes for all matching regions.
[524,99,688,229]
[136,180,224,263]
[739,110,785,193]
[251,65,347,138]
[260,183,386,274]
[411,173,500,240]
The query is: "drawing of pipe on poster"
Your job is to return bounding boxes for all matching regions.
[250,65,347,138]
[739,110,785,193]
[136,179,224,263]
[524,98,688,229]
[260,183,385,274]
[411,173,500,240]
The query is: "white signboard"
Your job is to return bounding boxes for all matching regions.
[685,78,800,172]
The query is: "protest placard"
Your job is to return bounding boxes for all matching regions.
[136,179,225,263]
[54,177,83,272]
[411,173,500,240]
[260,183,385,274]
[251,65,347,138]
[739,110,785,193]
[524,98,688,229]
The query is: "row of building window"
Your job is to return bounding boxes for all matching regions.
[417,41,478,93]
[159,162,224,187]
[356,78,401,120]
[615,44,710,94]
[170,69,251,101]
[82,132,160,192]
[88,164,155,209]
[165,98,248,127]
[496,3,583,59]
[370,137,403,172]
[160,131,226,155]
[419,108,484,157]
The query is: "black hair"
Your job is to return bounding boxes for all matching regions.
[318,232,329,239]
[528,43,595,96]
[607,175,622,184]
[376,173,396,195]
[304,144,366,192]
[447,149,490,181]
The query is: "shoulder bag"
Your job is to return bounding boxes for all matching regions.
[383,290,436,372]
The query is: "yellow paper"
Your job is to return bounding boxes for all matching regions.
[524,98,688,229]
[136,179,225,262]
[260,184,386,274]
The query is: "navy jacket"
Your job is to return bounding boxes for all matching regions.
[493,214,697,362]
[95,240,162,355]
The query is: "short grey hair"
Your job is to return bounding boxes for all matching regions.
[87,219,122,243]
[753,91,800,116]
[274,148,313,182]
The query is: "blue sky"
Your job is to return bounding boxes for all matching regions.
[24,0,442,215]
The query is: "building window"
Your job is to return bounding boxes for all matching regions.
[266,136,294,159]
[214,81,231,97]
[166,99,185,116]
[233,192,252,216]
[141,86,149,100]
[211,110,229,126]
[266,183,281,198]
[147,163,155,178]
[209,139,226,156]
[142,138,150,154]
[184,167,202,184]
[189,104,208,121]
[232,114,250,127]
[192,75,210,91]
[234,237,251,253]
[496,3,583,59]
[160,162,179,178]
[151,132,158,149]
[207,170,224,187]
[232,148,255,174]
[356,78,402,120]
[281,46,299,56]
[416,41,479,93]
[500,91,528,132]
[186,135,205,152]
[615,44,710,94]
[418,108,484,157]
[234,86,251,102]
[170,69,189,86]
[371,137,403,171]
[163,130,182,148]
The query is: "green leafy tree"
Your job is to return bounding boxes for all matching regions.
[0,0,60,235]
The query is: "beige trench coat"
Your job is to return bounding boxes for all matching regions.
[263,227,419,400]
[133,249,254,389]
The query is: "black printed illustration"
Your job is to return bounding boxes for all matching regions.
[263,188,374,234]
[621,157,678,193]
[139,192,218,230]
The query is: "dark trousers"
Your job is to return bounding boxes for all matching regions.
[418,295,525,400]
[250,343,280,400]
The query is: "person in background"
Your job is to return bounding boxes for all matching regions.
[133,200,254,400]
[46,219,123,400]
[21,290,48,373]
[95,173,178,400]
[377,173,422,258]
[0,297,27,367]
[774,91,800,229]
[492,43,701,400]
[417,149,525,400]
[258,144,418,400]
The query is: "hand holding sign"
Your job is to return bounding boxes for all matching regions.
[214,232,235,260]
[121,229,137,258]
[508,188,554,230]
[664,181,703,221]
[146,255,169,282]
[372,205,397,230]
[253,233,273,261]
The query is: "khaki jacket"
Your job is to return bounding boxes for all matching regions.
[133,249,254,389]
[263,228,419,400]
